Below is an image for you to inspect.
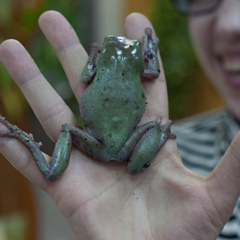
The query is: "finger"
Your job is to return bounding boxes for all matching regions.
[38,10,88,103]
[206,132,240,222]
[125,13,169,122]
[0,40,75,140]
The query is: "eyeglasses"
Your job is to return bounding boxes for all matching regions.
[170,0,224,16]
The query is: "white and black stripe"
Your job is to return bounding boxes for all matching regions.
[173,109,240,239]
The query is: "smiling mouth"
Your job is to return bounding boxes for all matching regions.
[220,55,240,88]
[223,58,240,73]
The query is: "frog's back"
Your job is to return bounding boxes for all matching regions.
[80,36,146,155]
[80,65,146,152]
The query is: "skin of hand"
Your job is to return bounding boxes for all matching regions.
[0,11,240,240]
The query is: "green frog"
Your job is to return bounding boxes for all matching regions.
[0,28,175,181]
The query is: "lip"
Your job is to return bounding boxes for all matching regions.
[219,52,240,89]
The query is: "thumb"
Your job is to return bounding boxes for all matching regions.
[206,131,240,221]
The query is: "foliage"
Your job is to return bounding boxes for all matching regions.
[0,0,90,119]
[152,0,200,119]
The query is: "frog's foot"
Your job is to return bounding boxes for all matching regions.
[155,117,176,140]
[142,27,160,79]
[0,115,42,148]
[160,120,176,141]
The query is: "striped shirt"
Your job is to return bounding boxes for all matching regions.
[172,109,240,239]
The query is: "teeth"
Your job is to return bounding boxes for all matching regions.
[223,58,240,73]
[224,62,240,72]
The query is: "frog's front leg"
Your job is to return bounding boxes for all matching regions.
[81,43,102,84]
[142,28,160,79]
[0,116,73,181]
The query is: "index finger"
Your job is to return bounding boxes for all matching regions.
[38,10,88,102]
[125,13,169,122]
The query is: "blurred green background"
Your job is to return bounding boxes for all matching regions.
[0,1,223,239]
[153,0,199,119]
[0,0,91,120]
[0,0,222,121]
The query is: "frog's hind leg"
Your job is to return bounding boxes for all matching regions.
[65,124,104,160]
[127,120,175,175]
[0,115,73,181]
[115,121,158,163]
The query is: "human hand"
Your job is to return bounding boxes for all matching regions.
[0,11,240,240]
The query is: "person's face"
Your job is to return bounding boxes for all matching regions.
[189,0,240,119]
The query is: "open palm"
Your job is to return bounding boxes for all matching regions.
[0,11,240,240]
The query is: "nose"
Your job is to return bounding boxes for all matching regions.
[215,0,240,37]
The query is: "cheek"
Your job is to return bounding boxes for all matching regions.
[189,18,211,69]
[188,17,219,85]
